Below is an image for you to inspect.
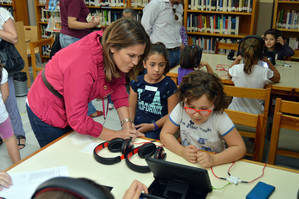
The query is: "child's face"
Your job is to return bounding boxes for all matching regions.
[184,94,214,125]
[264,34,276,49]
[143,53,167,82]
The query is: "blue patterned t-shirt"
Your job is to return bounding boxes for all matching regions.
[130,75,177,139]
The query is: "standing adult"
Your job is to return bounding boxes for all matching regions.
[59,0,101,117]
[141,0,183,68]
[0,7,26,149]
[26,18,150,147]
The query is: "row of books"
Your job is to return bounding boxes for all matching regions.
[84,0,125,7]
[276,9,299,30]
[187,14,240,35]
[288,37,299,50]
[38,0,47,5]
[0,0,12,3]
[90,10,123,26]
[189,36,239,53]
[188,0,252,12]
[40,8,60,23]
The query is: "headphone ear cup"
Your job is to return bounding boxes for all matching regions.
[154,146,166,160]
[121,139,133,155]
[138,143,156,158]
[107,138,124,152]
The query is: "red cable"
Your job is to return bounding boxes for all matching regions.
[210,167,224,180]
[246,163,267,183]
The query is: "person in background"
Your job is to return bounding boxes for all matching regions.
[141,0,184,68]
[160,71,246,168]
[0,64,21,164]
[228,36,280,114]
[26,18,150,148]
[180,25,188,47]
[178,45,213,85]
[0,7,26,149]
[263,29,294,65]
[59,0,102,118]
[129,43,178,139]
[122,8,137,20]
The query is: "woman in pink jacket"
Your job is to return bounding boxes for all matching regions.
[26,18,150,147]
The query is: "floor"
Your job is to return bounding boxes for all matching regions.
[0,90,298,171]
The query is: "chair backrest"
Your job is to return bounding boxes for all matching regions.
[15,21,30,87]
[29,37,54,81]
[268,98,299,165]
[224,85,271,161]
[215,42,238,54]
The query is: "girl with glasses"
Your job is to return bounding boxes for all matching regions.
[160,71,246,168]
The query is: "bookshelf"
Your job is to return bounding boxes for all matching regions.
[0,0,29,25]
[184,0,258,53]
[272,0,299,52]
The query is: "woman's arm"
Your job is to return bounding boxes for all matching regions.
[67,16,99,30]
[0,18,18,44]
[128,87,137,122]
[263,57,280,83]
[197,128,246,168]
[0,82,9,102]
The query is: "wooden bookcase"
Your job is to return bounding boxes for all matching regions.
[272,0,299,55]
[0,0,29,25]
[184,0,258,53]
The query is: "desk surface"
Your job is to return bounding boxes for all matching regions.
[168,54,299,93]
[5,132,299,199]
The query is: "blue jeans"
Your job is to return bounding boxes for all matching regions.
[26,104,72,148]
[168,48,181,69]
[59,33,96,115]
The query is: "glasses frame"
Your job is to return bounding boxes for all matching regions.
[183,106,214,116]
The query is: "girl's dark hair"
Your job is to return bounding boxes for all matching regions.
[240,38,263,74]
[177,71,227,113]
[144,42,170,74]
[0,63,3,83]
[180,45,202,69]
[102,18,150,82]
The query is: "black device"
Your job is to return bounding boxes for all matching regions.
[246,181,275,199]
[31,176,113,199]
[146,157,212,199]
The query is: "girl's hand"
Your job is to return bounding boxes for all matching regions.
[277,36,285,46]
[197,151,215,168]
[123,180,148,199]
[0,172,12,191]
[135,123,154,133]
[181,145,198,163]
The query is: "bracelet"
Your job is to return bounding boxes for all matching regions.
[120,118,133,127]
[153,122,159,131]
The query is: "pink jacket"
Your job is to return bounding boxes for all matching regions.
[27,31,128,137]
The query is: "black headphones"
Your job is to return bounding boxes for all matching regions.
[238,35,265,59]
[93,138,131,165]
[124,139,166,173]
[31,177,113,199]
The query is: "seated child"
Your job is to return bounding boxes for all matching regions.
[160,71,246,168]
[229,36,280,114]
[129,43,178,139]
[178,45,213,85]
[263,29,294,65]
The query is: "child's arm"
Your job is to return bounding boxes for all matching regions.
[276,36,294,60]
[197,128,246,168]
[160,119,198,163]
[0,171,12,190]
[263,57,280,83]
[128,87,137,122]
[200,62,214,74]
[230,55,242,68]
[1,82,9,102]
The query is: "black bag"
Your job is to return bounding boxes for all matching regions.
[0,39,24,74]
[50,33,61,59]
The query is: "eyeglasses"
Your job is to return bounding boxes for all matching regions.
[172,8,179,21]
[184,106,214,116]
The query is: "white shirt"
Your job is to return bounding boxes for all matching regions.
[169,104,235,153]
[0,68,9,123]
[0,7,14,42]
[228,63,273,114]
[141,0,183,49]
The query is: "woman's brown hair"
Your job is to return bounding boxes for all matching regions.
[177,71,227,113]
[101,18,150,82]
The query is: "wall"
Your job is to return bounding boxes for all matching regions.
[27,0,36,25]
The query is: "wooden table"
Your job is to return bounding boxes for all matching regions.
[167,54,299,97]
[4,132,299,199]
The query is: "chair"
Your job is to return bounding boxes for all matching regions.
[215,41,238,54]
[224,85,271,161]
[268,98,299,165]
[29,37,54,81]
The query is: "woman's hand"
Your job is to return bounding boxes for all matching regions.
[0,172,12,191]
[181,145,198,163]
[118,128,138,140]
[135,123,154,133]
[197,151,215,168]
[123,180,148,199]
